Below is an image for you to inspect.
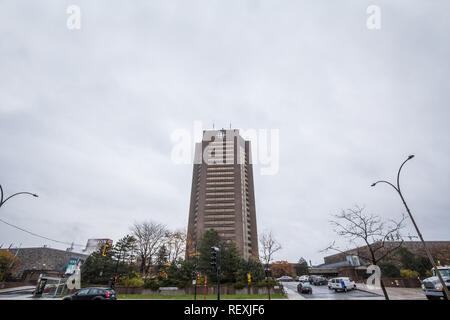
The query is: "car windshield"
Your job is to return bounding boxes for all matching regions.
[436,269,450,277]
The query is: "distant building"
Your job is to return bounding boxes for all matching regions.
[0,247,88,282]
[186,129,259,260]
[310,241,450,281]
[323,241,450,266]
[82,238,113,255]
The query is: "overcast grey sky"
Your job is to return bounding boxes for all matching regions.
[1,1,449,265]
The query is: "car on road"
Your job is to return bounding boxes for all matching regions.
[297,275,309,282]
[277,276,294,282]
[421,266,450,300]
[297,281,312,294]
[312,276,328,286]
[328,278,334,289]
[329,277,356,292]
[63,287,116,300]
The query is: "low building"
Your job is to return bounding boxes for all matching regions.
[311,241,450,282]
[1,246,88,282]
[323,241,450,266]
[310,256,369,281]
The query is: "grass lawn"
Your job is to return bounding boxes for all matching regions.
[117,293,286,300]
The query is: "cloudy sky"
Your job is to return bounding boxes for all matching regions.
[1,1,449,265]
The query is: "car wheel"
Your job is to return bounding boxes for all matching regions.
[334,289,337,292]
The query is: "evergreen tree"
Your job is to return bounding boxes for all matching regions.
[221,242,241,282]
[197,229,221,280]
[155,245,169,279]
[236,257,265,284]
[294,257,309,276]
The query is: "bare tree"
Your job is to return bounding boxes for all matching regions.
[323,205,407,300]
[165,230,187,263]
[259,230,282,265]
[131,221,168,277]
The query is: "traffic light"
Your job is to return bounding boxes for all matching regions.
[197,273,200,281]
[210,247,217,267]
[192,271,196,280]
[247,273,251,284]
[102,244,110,256]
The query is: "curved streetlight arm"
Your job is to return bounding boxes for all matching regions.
[397,155,414,192]
[0,188,38,208]
[371,180,399,192]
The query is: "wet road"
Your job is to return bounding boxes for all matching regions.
[282,281,383,300]
[0,288,34,300]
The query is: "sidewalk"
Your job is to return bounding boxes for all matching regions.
[283,286,306,300]
[356,283,426,300]
[0,286,35,294]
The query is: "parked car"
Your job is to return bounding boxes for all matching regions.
[276,276,294,282]
[328,279,333,289]
[329,277,356,292]
[297,275,309,282]
[297,281,312,294]
[421,266,450,300]
[63,287,116,300]
[312,276,328,286]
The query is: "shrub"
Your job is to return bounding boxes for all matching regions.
[400,269,419,279]
[233,281,247,289]
[144,279,160,291]
[379,262,400,278]
[253,279,279,287]
[122,277,144,287]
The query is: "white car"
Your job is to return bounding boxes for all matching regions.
[297,275,309,282]
[329,277,356,292]
[277,276,294,282]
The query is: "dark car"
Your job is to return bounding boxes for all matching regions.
[312,276,328,286]
[63,287,116,300]
[297,282,312,294]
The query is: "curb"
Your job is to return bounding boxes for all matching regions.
[355,285,383,297]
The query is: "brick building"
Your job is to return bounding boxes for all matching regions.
[186,129,258,260]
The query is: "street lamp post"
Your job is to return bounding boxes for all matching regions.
[0,184,38,209]
[371,155,449,299]
[264,264,271,300]
[211,246,221,301]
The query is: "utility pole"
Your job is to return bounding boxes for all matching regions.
[265,264,271,300]
[372,155,449,300]
[211,246,221,300]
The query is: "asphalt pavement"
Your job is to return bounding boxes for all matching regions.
[282,281,384,300]
[0,286,35,300]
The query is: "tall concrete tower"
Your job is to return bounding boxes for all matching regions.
[186,129,258,260]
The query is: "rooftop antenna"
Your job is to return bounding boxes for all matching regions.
[213,122,215,130]
[229,122,231,129]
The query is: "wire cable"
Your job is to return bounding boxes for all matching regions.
[0,217,85,247]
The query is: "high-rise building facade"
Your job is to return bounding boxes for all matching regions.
[186,129,258,260]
